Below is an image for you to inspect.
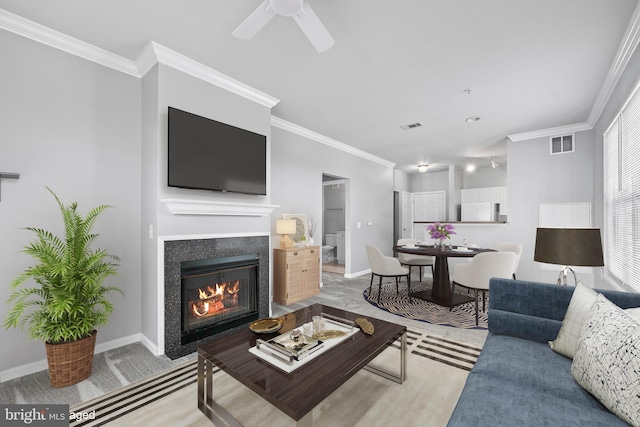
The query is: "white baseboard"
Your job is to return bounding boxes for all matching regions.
[0,333,146,383]
[345,269,370,279]
[138,333,160,356]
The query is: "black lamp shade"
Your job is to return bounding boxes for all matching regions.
[534,228,604,267]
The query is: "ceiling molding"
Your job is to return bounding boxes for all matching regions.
[508,122,592,142]
[0,8,139,77]
[0,10,280,108]
[137,42,280,109]
[510,2,640,143]
[271,116,396,168]
[588,1,640,126]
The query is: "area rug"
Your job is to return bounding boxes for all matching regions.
[69,329,482,427]
[363,281,489,329]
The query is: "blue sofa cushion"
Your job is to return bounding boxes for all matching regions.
[447,333,629,427]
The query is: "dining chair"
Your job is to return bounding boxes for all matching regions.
[494,242,523,279]
[365,244,411,303]
[450,251,517,325]
[396,238,434,282]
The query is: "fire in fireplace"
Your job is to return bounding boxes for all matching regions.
[181,254,259,344]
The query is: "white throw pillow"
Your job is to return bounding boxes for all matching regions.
[571,294,640,427]
[548,282,597,358]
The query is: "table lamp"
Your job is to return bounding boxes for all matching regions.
[277,219,297,249]
[533,227,604,286]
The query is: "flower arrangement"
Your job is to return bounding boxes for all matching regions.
[427,222,456,242]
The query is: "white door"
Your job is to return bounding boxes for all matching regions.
[401,191,412,238]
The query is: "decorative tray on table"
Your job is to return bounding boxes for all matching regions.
[249,318,284,334]
[265,332,324,361]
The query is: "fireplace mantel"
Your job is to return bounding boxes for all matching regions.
[161,198,278,216]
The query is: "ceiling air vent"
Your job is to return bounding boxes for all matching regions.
[401,122,423,130]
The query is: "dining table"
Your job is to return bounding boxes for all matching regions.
[395,245,496,307]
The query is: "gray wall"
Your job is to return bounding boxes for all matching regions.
[506,129,598,286]
[270,126,395,276]
[323,183,346,235]
[0,32,142,373]
[140,64,273,348]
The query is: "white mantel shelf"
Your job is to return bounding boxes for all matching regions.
[161,198,279,217]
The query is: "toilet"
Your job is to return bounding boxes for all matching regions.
[322,234,337,263]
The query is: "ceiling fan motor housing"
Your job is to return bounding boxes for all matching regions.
[270,0,304,17]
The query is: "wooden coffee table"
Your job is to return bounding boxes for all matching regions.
[197,304,407,426]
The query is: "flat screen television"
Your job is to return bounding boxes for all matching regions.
[168,107,267,195]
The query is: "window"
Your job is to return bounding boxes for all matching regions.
[603,83,640,292]
[550,134,574,154]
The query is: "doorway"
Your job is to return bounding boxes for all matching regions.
[322,174,347,274]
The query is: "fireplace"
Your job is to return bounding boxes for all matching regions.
[164,235,270,359]
[181,255,259,345]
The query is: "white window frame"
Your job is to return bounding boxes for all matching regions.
[603,78,640,293]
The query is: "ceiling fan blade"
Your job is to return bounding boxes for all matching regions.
[293,2,335,52]
[232,0,276,40]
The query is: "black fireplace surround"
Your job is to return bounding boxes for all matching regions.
[164,235,269,359]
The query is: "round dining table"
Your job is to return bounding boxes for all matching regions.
[395,245,496,307]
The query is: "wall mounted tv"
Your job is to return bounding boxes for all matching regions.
[168,107,267,196]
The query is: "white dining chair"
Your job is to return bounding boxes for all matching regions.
[494,242,523,279]
[450,251,517,325]
[365,244,411,303]
[397,238,434,282]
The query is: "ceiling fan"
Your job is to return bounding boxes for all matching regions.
[232,0,335,53]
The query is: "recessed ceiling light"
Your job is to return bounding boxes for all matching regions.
[465,116,481,123]
[417,164,428,173]
[466,164,476,172]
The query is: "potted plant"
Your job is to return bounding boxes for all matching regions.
[3,188,123,387]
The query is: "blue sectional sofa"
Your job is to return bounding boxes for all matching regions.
[447,278,640,426]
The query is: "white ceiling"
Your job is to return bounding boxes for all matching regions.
[1,0,638,173]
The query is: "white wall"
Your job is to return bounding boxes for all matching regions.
[0,31,142,374]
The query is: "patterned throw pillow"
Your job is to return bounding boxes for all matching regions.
[548,282,597,358]
[571,294,640,427]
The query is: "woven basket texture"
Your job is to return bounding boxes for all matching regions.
[45,330,97,388]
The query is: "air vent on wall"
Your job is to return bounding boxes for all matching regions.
[550,134,574,154]
[401,122,423,130]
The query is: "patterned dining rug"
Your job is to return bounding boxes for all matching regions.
[69,328,482,427]
[363,281,489,329]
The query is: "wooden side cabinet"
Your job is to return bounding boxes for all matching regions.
[273,246,320,305]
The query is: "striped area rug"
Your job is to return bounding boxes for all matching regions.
[70,329,482,426]
[364,281,489,329]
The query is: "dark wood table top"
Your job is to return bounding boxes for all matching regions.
[396,245,496,258]
[198,304,406,421]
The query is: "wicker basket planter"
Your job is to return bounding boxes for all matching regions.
[45,330,97,388]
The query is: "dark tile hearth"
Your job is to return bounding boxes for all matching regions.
[164,235,270,359]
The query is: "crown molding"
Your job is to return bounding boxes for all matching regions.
[0,9,139,77]
[588,1,640,126]
[271,116,396,168]
[137,42,280,109]
[0,9,280,108]
[508,122,592,142]
[509,2,640,143]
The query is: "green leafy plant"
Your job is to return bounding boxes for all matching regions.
[3,188,123,344]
